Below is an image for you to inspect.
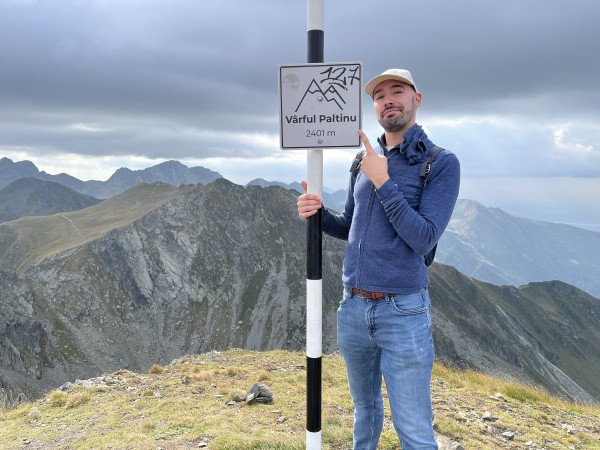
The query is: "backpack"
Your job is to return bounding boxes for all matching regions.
[349,144,445,266]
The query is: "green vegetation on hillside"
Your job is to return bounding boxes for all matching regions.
[0,183,190,272]
[1,350,598,449]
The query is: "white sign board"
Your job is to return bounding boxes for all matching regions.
[279,62,362,149]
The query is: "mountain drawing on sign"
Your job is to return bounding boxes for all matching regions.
[294,79,347,112]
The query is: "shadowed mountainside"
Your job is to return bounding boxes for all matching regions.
[0,180,598,407]
[0,178,100,224]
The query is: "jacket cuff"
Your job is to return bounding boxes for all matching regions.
[374,178,396,201]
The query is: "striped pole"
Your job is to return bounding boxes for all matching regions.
[306,1,324,448]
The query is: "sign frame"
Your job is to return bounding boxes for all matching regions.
[279,62,363,150]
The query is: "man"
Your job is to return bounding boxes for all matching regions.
[297,68,460,449]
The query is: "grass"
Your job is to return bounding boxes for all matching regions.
[0,183,189,273]
[1,349,599,449]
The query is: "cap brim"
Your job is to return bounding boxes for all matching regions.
[364,75,416,97]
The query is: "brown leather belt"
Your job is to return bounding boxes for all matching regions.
[351,288,391,300]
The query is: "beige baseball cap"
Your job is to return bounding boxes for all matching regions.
[364,68,418,97]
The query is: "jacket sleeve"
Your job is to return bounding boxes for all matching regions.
[375,152,461,255]
[321,175,355,241]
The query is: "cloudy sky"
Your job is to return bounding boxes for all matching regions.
[1,0,599,230]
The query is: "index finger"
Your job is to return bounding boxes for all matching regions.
[358,130,376,155]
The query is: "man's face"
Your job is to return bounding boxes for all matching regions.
[372,79,422,133]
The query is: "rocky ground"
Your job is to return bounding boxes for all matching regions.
[1,350,599,449]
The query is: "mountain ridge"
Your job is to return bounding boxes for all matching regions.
[0,157,222,199]
[1,180,598,407]
[437,199,600,297]
[0,182,189,273]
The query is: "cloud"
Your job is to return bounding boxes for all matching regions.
[0,0,599,226]
[553,123,597,156]
[422,115,600,178]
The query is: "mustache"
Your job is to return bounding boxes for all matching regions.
[381,105,402,118]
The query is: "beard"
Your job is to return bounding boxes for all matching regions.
[378,101,417,133]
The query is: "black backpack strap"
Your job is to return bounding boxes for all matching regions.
[418,145,446,266]
[419,145,445,187]
[349,149,365,178]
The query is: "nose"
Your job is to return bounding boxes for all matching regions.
[382,91,395,104]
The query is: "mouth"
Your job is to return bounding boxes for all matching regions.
[382,106,401,118]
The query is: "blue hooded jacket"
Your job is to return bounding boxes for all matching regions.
[322,124,460,294]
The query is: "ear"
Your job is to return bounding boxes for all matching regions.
[414,92,423,108]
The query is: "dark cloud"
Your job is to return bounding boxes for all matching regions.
[0,0,598,182]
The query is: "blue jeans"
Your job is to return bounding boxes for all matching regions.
[337,287,437,450]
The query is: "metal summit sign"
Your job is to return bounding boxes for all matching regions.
[279,62,362,149]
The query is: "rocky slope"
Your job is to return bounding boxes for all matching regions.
[0,180,599,407]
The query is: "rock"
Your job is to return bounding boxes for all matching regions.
[245,383,273,405]
[502,430,516,440]
[76,379,95,388]
[58,382,72,391]
[491,392,506,402]
[230,393,245,402]
[482,411,498,422]
[456,411,468,422]
[436,434,464,450]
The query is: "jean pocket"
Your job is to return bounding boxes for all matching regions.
[389,290,428,315]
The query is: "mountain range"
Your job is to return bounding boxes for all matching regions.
[437,199,600,298]
[2,157,598,299]
[0,158,600,401]
[0,177,599,408]
[0,157,221,199]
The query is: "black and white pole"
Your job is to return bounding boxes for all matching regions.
[306,0,324,448]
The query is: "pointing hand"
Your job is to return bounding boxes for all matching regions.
[358,130,389,189]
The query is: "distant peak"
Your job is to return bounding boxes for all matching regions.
[155,160,186,168]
